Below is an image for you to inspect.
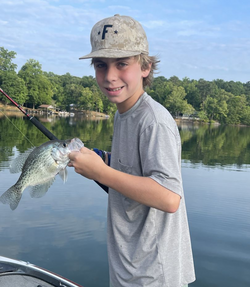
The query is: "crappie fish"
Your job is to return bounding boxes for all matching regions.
[0,138,84,210]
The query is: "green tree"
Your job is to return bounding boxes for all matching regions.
[78,87,94,110]
[169,75,182,86]
[18,59,53,108]
[80,75,96,88]
[0,47,17,71]
[60,73,81,87]
[90,84,104,112]
[226,95,248,125]
[197,79,218,109]
[0,47,27,105]
[214,79,245,96]
[203,89,229,123]
[62,84,93,111]
[164,84,194,116]
[150,76,169,105]
[0,71,27,104]
[244,81,250,105]
[44,72,64,109]
[182,78,201,110]
[241,106,250,126]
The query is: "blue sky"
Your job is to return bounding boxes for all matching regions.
[1,0,250,83]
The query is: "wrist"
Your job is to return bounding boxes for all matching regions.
[96,161,109,184]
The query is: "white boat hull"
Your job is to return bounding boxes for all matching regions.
[0,255,83,287]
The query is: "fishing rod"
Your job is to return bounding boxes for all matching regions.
[0,88,58,140]
[0,88,109,193]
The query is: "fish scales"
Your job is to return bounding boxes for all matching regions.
[0,138,84,210]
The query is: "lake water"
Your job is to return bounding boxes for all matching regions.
[0,115,249,287]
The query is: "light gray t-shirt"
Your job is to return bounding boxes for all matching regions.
[108,93,195,287]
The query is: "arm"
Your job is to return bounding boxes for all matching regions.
[68,147,180,213]
[100,164,180,213]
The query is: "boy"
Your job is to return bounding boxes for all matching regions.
[68,14,195,287]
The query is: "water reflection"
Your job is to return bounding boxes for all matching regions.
[1,117,250,172]
[179,122,250,167]
[0,115,114,166]
[0,116,250,287]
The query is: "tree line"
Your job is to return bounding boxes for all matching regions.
[1,47,250,125]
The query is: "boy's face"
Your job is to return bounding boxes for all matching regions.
[93,57,150,113]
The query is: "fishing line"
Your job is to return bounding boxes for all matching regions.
[0,109,35,147]
[0,88,58,141]
[0,88,108,193]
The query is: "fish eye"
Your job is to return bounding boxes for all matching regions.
[63,142,67,147]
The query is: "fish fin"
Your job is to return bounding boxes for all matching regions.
[29,178,55,198]
[10,147,35,173]
[0,185,22,211]
[59,168,68,183]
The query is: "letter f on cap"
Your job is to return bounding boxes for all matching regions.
[102,24,113,39]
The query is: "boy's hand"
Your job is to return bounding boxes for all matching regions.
[68,147,106,180]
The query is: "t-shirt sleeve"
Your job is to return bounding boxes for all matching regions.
[139,122,183,196]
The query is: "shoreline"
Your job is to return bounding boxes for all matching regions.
[0,104,109,119]
[1,104,249,127]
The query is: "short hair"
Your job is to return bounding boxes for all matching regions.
[135,54,159,88]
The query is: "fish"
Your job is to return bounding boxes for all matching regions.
[0,138,84,210]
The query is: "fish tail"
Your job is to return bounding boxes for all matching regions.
[0,185,22,211]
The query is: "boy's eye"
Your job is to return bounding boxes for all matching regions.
[94,63,106,69]
[117,62,127,68]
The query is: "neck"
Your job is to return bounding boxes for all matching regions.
[117,90,144,114]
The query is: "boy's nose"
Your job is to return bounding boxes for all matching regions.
[105,66,118,82]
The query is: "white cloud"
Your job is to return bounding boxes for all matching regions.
[0,0,249,82]
[142,20,165,29]
[0,20,8,25]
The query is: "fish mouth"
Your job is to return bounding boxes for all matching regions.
[51,138,84,164]
[68,138,84,151]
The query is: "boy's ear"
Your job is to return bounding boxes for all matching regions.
[142,63,152,78]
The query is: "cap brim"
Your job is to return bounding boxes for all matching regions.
[79,49,146,60]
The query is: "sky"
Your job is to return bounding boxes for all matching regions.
[1,0,250,83]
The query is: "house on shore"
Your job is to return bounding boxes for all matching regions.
[38,104,55,114]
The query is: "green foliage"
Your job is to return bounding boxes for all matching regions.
[43,72,65,108]
[214,79,245,96]
[0,71,28,104]
[203,89,229,123]
[182,78,200,110]
[1,47,250,125]
[225,95,249,125]
[163,84,194,116]
[18,59,53,108]
[0,47,17,72]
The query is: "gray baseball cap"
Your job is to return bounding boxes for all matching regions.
[79,14,149,59]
